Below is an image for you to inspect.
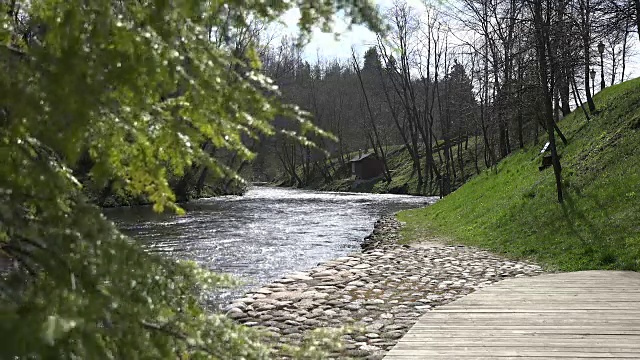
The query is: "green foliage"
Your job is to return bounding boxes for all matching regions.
[0,0,380,358]
[398,77,640,272]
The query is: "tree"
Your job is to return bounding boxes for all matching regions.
[634,0,640,41]
[351,48,392,181]
[442,61,477,182]
[532,0,564,203]
[0,0,381,358]
[362,46,382,74]
[378,1,428,189]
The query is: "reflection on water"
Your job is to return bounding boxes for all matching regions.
[106,187,437,307]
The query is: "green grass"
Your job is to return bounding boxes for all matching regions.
[398,77,640,272]
[311,137,487,195]
[372,136,486,195]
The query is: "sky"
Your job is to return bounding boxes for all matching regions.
[277,0,639,80]
[277,0,427,61]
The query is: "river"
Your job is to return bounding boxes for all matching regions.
[106,187,437,307]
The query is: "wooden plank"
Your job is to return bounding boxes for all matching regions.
[472,290,640,294]
[386,357,638,360]
[478,299,640,302]
[441,293,640,298]
[386,349,640,357]
[399,334,640,341]
[406,326,640,333]
[467,288,640,293]
[385,351,640,358]
[482,287,640,291]
[413,314,640,321]
[391,344,639,352]
[489,281,639,284]
[387,356,637,360]
[423,312,640,318]
[487,283,640,286]
[393,338,640,346]
[436,306,640,310]
[440,305,640,310]
[404,330,640,336]
[384,271,640,359]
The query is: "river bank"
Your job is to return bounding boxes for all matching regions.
[397,78,640,272]
[273,138,491,198]
[226,217,544,359]
[108,187,434,307]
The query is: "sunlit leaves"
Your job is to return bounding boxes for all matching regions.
[0,0,381,358]
[42,315,83,346]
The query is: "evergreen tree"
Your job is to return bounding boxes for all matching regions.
[362,46,382,74]
[443,61,477,137]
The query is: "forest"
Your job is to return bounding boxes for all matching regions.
[250,0,638,198]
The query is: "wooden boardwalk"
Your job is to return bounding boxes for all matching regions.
[384,271,640,359]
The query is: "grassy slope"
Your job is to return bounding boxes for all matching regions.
[377,136,486,195]
[313,138,487,196]
[398,78,640,272]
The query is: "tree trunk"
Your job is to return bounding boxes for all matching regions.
[579,0,596,111]
[533,0,563,203]
[517,65,525,149]
[621,18,629,83]
[473,128,481,174]
[352,53,392,182]
[571,71,592,121]
[635,0,640,42]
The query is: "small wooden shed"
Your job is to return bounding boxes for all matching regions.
[350,153,384,180]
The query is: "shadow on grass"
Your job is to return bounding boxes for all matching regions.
[560,193,626,269]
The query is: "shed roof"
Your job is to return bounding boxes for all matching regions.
[349,153,376,162]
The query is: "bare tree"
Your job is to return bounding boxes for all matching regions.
[532,0,564,202]
[351,49,392,181]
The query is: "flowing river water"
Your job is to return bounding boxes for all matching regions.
[106,187,437,308]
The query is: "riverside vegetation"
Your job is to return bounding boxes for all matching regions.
[0,1,383,359]
[398,77,640,272]
[288,139,490,196]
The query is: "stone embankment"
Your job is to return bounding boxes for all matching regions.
[227,217,544,359]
